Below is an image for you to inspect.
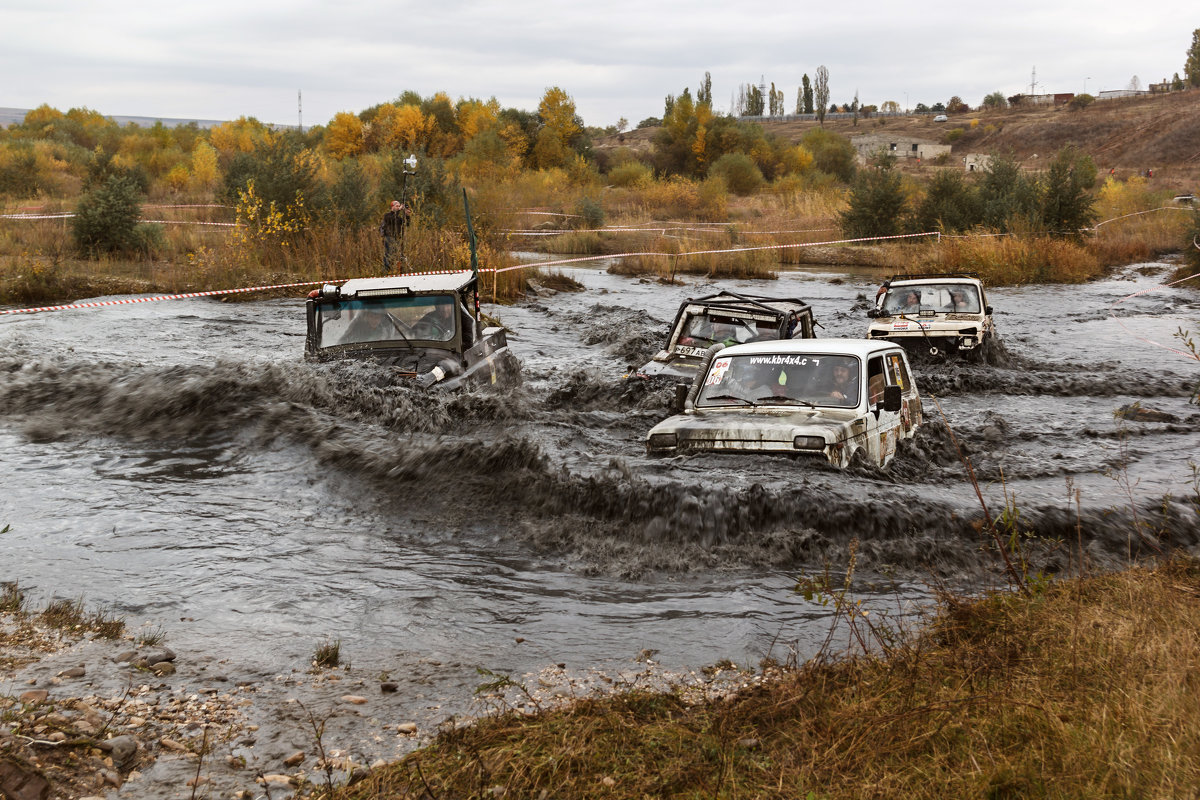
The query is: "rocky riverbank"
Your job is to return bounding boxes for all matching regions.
[2,605,769,800]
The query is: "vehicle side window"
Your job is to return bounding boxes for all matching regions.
[867,357,886,406]
[885,352,913,394]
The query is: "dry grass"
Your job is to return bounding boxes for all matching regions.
[914,234,1103,285]
[328,557,1200,800]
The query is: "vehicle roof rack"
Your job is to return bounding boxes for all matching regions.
[885,272,980,282]
[681,290,812,315]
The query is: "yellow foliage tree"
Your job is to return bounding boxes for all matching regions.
[23,104,64,128]
[165,163,190,193]
[390,104,434,152]
[209,117,268,154]
[190,141,220,193]
[456,98,500,142]
[778,144,815,175]
[535,87,580,168]
[326,111,365,158]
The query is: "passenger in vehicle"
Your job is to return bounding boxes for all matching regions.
[943,287,973,312]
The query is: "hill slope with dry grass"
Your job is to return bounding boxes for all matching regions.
[600,89,1200,189]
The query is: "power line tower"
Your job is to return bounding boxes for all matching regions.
[1029,66,1038,97]
[298,90,303,133]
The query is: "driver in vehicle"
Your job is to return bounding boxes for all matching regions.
[414,301,456,340]
[889,289,922,314]
[339,306,393,344]
[816,361,859,404]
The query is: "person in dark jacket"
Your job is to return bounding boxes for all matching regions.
[380,200,410,272]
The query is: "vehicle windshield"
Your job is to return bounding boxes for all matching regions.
[676,313,778,349]
[318,295,457,347]
[697,353,862,409]
[883,284,980,314]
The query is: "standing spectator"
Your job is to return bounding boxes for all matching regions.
[380,200,410,272]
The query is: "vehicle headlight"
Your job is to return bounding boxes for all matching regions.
[793,435,826,451]
[648,432,678,450]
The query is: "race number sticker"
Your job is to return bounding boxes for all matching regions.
[705,358,732,386]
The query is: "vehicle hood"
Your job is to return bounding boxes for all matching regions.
[651,407,858,443]
[639,354,702,379]
[869,314,983,333]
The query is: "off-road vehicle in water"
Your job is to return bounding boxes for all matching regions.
[638,291,817,381]
[646,339,922,469]
[867,273,995,357]
[305,269,521,390]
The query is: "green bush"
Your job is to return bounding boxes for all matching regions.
[608,161,653,188]
[71,174,147,255]
[0,144,41,198]
[573,196,605,229]
[800,128,857,183]
[839,154,905,239]
[1039,146,1097,238]
[707,152,764,196]
[944,128,965,143]
[908,169,981,233]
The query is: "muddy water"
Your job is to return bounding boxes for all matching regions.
[2,261,1199,788]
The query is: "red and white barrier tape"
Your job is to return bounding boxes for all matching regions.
[0,279,345,317]
[494,231,941,273]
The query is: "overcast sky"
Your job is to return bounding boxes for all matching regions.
[3,0,1195,129]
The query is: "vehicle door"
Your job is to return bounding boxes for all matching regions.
[864,355,896,463]
[885,349,922,439]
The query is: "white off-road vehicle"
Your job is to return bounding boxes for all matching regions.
[646,339,923,469]
[867,273,995,356]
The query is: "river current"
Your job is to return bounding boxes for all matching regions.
[2,259,1198,761]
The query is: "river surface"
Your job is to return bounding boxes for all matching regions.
[2,259,1199,787]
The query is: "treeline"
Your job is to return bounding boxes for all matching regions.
[841,148,1100,240]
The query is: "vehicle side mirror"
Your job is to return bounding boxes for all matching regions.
[985,305,992,315]
[882,385,902,412]
[867,308,880,318]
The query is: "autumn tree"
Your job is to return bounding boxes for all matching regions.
[802,74,814,114]
[981,91,1007,110]
[814,66,830,125]
[1185,29,1200,87]
[533,86,581,169]
[209,116,270,154]
[946,96,969,114]
[697,71,713,106]
[325,111,365,159]
[189,141,220,193]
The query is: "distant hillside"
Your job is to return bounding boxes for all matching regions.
[596,89,1200,189]
[0,107,293,130]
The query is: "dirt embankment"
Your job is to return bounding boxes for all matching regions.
[597,89,1200,188]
